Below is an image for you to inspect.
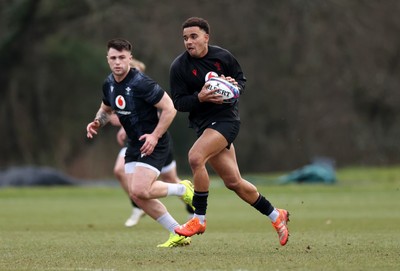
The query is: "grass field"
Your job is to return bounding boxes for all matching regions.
[0,166,399,271]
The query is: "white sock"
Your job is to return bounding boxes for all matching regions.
[132,207,142,212]
[194,214,206,224]
[268,208,280,222]
[156,212,180,233]
[166,183,185,196]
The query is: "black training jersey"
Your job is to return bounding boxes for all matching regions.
[169,45,246,130]
[102,68,165,144]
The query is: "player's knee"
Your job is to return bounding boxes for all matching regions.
[223,175,243,191]
[129,190,137,201]
[224,179,240,191]
[188,152,205,170]
[129,188,150,201]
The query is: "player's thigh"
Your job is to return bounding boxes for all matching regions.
[209,145,241,183]
[129,166,159,194]
[114,155,125,175]
[160,169,179,184]
[159,152,178,183]
[114,147,126,174]
[189,128,228,164]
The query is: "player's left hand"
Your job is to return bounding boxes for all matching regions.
[220,74,239,87]
[139,133,159,156]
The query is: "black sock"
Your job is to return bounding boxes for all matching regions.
[186,203,195,214]
[193,191,208,215]
[131,199,139,208]
[251,194,274,216]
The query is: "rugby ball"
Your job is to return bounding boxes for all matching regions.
[206,77,240,103]
[205,71,218,81]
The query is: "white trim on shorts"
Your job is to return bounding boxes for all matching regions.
[125,161,160,177]
[160,160,176,174]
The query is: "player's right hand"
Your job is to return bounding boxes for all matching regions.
[198,83,223,104]
[86,120,100,139]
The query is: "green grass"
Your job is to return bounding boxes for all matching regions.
[0,166,399,271]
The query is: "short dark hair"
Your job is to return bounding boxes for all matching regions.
[107,38,132,52]
[182,17,210,34]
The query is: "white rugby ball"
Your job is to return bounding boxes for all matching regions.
[205,71,218,81]
[206,77,240,103]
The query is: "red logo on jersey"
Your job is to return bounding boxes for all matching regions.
[115,95,126,109]
[192,69,197,76]
[214,62,222,71]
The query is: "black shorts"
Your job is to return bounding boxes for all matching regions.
[125,133,171,172]
[122,133,174,168]
[196,120,240,149]
[164,139,174,166]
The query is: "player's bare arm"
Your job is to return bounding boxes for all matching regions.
[86,102,113,139]
[108,112,121,126]
[139,92,177,156]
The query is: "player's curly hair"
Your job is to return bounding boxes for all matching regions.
[182,17,210,34]
[107,38,132,52]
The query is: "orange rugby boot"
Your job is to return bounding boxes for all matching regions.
[271,208,290,246]
[175,217,206,237]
